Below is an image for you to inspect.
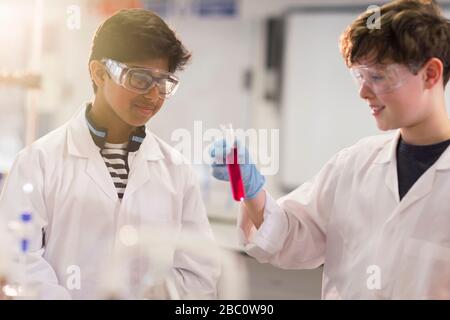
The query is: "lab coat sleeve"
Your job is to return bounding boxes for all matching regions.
[172,166,221,299]
[0,147,71,299]
[238,149,348,270]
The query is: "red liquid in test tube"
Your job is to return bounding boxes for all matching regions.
[226,143,246,202]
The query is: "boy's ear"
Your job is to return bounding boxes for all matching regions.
[89,60,107,89]
[422,57,443,89]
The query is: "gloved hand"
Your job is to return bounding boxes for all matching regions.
[209,139,265,199]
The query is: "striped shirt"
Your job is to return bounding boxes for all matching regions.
[101,142,129,199]
[85,104,146,200]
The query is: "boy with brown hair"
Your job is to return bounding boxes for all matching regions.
[211,0,450,299]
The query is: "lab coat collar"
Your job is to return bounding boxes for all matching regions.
[374,129,450,214]
[435,142,450,170]
[394,139,450,214]
[67,103,164,161]
[373,130,401,165]
[84,103,146,152]
[66,103,165,201]
[373,129,450,170]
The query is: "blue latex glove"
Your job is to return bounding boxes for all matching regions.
[209,139,265,199]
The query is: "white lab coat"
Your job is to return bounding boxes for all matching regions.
[239,131,450,299]
[0,104,220,299]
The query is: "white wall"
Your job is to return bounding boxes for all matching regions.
[279,9,379,188]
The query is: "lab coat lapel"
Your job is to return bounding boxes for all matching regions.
[384,159,399,203]
[67,105,118,201]
[85,153,119,201]
[435,142,450,171]
[123,130,165,200]
[374,131,401,203]
[396,167,434,214]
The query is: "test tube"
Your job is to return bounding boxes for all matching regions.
[224,125,246,202]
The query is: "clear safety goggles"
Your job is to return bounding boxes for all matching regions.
[350,63,417,95]
[102,58,180,99]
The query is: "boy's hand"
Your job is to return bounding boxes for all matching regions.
[209,139,265,199]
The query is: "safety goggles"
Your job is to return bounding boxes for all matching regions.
[102,58,180,99]
[350,63,417,95]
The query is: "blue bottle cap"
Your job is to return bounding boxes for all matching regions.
[21,239,29,253]
[21,212,32,222]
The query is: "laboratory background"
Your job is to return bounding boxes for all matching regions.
[1,0,450,300]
